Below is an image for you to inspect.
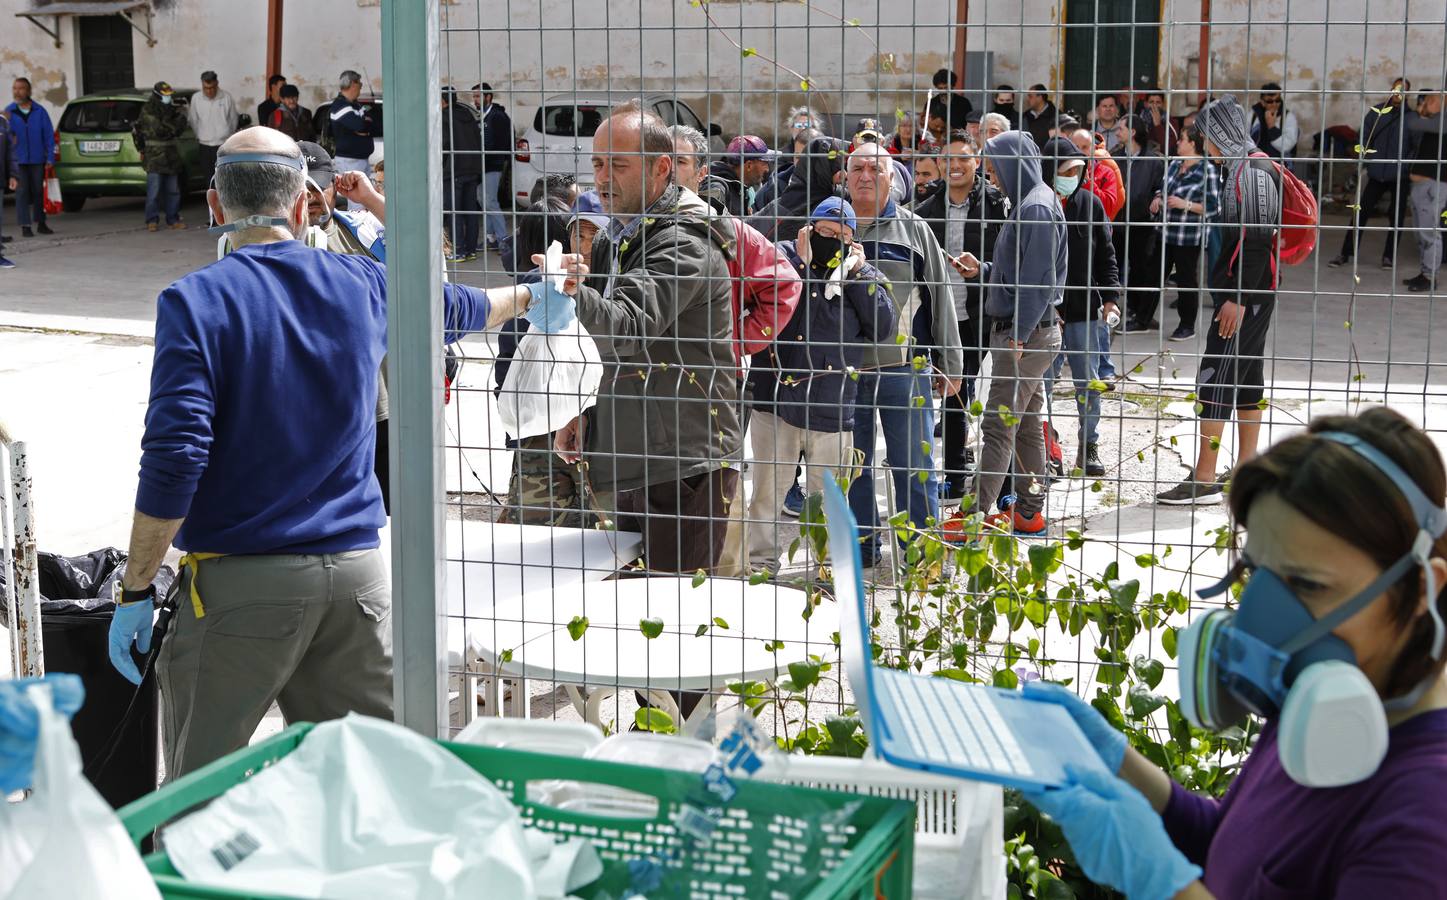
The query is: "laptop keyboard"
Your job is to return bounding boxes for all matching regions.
[879,670,1036,778]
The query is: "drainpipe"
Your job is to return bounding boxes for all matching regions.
[1198,0,1211,107]
[266,0,285,90]
[954,0,969,90]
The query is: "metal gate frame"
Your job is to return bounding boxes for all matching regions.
[1,421,43,681]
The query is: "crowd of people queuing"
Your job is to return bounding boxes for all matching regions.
[472,74,1447,579]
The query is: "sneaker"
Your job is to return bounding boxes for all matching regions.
[1381,257,1395,270]
[1121,318,1155,334]
[1156,478,1224,506]
[1169,326,1195,342]
[1081,443,1105,478]
[444,252,466,262]
[168,221,187,230]
[964,448,977,475]
[1327,254,1351,268]
[939,477,971,504]
[1008,509,1048,536]
[21,226,33,238]
[1043,422,1064,477]
[147,222,159,232]
[36,222,53,235]
[0,256,14,269]
[1405,274,1434,293]
[780,482,805,518]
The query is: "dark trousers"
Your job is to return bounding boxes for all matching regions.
[373,420,391,517]
[942,316,986,485]
[1163,242,1203,331]
[1115,223,1162,325]
[198,143,220,185]
[15,163,46,227]
[1339,175,1408,261]
[616,468,739,573]
[445,176,481,256]
[145,173,182,225]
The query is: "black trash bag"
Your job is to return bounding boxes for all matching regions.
[36,548,176,614]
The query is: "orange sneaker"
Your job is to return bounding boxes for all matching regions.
[941,509,1008,544]
[1009,509,1048,536]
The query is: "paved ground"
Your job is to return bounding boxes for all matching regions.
[2,197,1445,724]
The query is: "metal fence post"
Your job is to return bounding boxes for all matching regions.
[381,0,446,736]
[8,443,42,678]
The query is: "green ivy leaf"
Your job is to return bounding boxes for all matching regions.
[1128,684,1168,718]
[1109,579,1140,611]
[695,623,709,637]
[969,400,984,416]
[567,615,590,641]
[639,617,664,639]
[1162,626,1179,659]
[634,707,676,733]
[691,568,707,588]
[741,47,757,58]
[788,659,821,690]
[500,648,514,664]
[1029,543,1063,578]
[713,616,730,630]
[1132,654,1165,689]
[993,668,1020,689]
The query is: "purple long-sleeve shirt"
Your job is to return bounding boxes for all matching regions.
[1162,708,1447,899]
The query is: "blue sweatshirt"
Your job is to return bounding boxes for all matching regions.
[136,241,492,554]
[980,131,1067,342]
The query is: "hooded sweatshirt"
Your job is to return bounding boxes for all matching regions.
[980,131,1067,341]
[1043,137,1122,324]
[748,137,847,241]
[1198,96,1282,306]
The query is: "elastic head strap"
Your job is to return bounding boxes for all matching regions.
[206,151,310,235]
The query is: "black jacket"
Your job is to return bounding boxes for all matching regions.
[1023,101,1059,151]
[911,173,1007,331]
[704,160,749,217]
[441,103,482,180]
[1060,185,1122,322]
[1113,147,1166,224]
[747,241,898,433]
[747,136,847,241]
[481,104,512,173]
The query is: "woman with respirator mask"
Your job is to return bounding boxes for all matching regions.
[1019,407,1447,899]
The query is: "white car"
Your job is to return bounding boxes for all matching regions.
[510,92,722,205]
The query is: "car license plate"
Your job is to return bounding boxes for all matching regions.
[79,140,121,153]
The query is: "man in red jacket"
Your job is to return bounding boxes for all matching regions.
[671,124,802,574]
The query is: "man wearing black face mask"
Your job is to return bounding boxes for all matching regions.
[744,198,897,575]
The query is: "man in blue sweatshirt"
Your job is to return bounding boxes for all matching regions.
[953,130,1066,536]
[108,126,575,777]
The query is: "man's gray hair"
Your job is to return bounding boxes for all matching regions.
[215,145,306,219]
[982,112,1012,134]
[610,99,676,158]
[668,124,708,165]
[787,105,826,130]
[339,70,363,90]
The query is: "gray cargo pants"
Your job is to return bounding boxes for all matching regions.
[975,322,1063,517]
[1410,179,1447,277]
[157,549,393,779]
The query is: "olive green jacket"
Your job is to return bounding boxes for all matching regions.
[135,98,188,175]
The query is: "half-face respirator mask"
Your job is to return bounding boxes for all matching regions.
[1178,431,1447,787]
[208,151,329,252]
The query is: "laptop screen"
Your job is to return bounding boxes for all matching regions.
[821,475,880,742]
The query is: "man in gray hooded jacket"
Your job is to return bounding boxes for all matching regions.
[1157,96,1281,505]
[954,130,1066,535]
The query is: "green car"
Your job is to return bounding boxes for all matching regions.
[54,88,211,212]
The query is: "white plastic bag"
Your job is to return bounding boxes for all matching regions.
[162,714,596,900]
[0,684,161,900]
[498,322,604,440]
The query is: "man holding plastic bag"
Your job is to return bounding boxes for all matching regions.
[553,102,743,573]
[110,126,578,779]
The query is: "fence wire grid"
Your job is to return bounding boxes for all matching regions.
[399,1,1447,753]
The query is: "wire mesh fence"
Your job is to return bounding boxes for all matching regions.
[390,0,1447,773]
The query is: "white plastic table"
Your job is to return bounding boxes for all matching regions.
[464,576,841,730]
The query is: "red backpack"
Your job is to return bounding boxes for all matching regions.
[1229,152,1319,283]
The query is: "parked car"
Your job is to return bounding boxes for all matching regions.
[511,92,722,205]
[53,88,250,212]
[312,94,385,167]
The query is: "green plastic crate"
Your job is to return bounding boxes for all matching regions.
[118,723,915,899]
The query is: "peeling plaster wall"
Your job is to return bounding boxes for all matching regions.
[2,0,1437,147]
[1161,0,1447,133]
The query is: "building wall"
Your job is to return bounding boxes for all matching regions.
[3,0,1440,147]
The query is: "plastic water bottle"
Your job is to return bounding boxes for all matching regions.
[1105,308,1122,329]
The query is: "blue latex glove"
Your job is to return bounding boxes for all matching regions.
[1025,764,1201,900]
[524,280,577,333]
[0,674,85,793]
[108,596,156,685]
[1023,680,1128,773]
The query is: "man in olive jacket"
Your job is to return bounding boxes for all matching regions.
[554,104,741,572]
[135,81,190,230]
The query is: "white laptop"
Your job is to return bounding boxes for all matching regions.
[822,474,1110,790]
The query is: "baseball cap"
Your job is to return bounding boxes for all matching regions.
[854,117,885,142]
[296,141,336,188]
[200,71,218,83]
[570,190,608,231]
[727,135,776,162]
[809,196,857,233]
[153,81,174,96]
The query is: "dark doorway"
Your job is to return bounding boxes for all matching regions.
[1062,0,1160,116]
[79,15,136,95]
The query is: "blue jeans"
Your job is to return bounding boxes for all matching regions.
[478,170,508,243]
[1048,321,1103,445]
[145,172,181,225]
[445,176,481,256]
[1095,321,1118,380]
[847,366,939,555]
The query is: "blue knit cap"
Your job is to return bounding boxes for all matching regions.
[810,196,857,232]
